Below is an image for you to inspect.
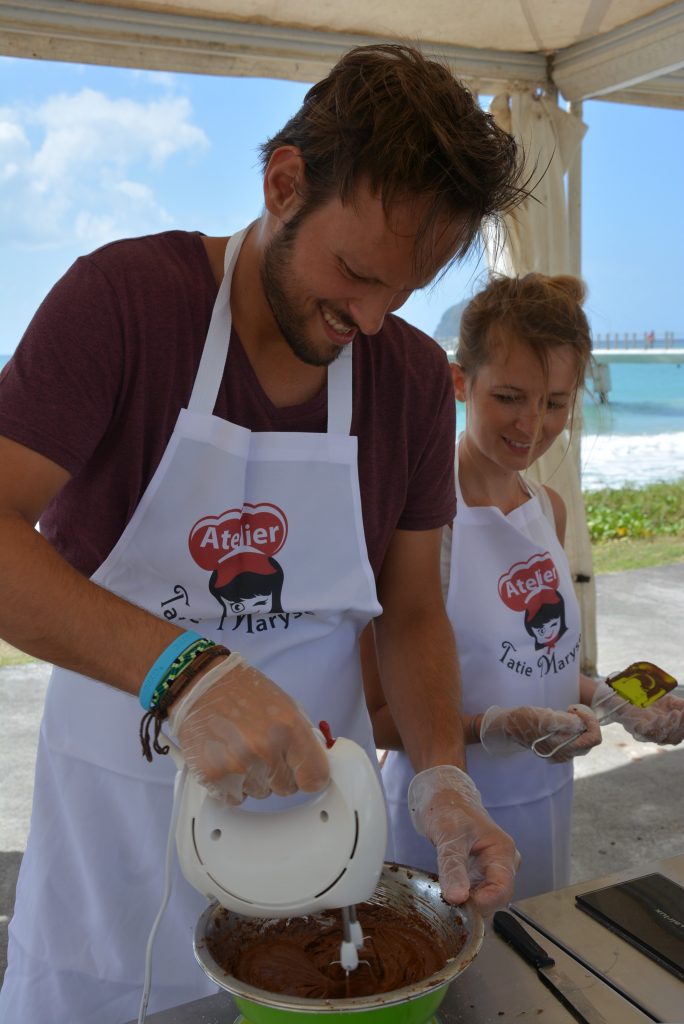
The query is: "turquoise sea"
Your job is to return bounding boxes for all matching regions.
[580,357,684,490]
[1,351,683,491]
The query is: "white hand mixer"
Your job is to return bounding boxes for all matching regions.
[169,729,388,972]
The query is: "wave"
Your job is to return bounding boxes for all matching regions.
[581,432,684,491]
[591,400,684,419]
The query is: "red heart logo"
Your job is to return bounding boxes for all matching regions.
[188,502,288,572]
[498,552,560,613]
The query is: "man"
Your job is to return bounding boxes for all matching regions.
[0,44,526,1023]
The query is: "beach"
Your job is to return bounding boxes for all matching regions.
[581,357,684,491]
[581,431,684,490]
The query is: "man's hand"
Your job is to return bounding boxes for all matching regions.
[592,682,684,745]
[408,765,519,915]
[168,652,330,803]
[479,704,602,762]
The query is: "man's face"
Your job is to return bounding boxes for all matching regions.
[261,184,462,367]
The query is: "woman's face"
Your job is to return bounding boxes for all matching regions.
[455,334,578,473]
[531,616,562,644]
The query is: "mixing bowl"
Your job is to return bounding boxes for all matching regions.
[193,862,484,1024]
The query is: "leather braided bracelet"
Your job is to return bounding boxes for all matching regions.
[139,644,231,762]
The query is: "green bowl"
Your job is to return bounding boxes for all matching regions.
[193,863,484,1024]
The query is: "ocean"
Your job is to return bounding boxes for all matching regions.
[581,358,684,491]
[1,351,682,492]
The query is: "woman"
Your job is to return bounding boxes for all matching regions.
[369,273,684,900]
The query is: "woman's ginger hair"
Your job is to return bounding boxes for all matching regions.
[457,273,593,399]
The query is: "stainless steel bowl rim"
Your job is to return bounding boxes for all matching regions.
[193,863,485,1013]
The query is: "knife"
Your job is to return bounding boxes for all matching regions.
[493,910,608,1024]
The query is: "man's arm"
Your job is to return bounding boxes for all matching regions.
[372,526,465,770]
[0,435,329,796]
[361,623,482,749]
[0,436,180,691]
[372,526,518,914]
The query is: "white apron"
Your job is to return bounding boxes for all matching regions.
[384,451,581,900]
[1,227,383,1024]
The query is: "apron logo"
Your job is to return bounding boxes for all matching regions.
[498,552,567,652]
[189,503,288,629]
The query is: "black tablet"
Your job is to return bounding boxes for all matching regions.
[576,872,684,981]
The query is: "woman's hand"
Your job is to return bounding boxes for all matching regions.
[591,682,684,745]
[479,704,602,762]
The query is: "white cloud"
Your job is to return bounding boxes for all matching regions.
[0,116,31,184]
[0,88,209,249]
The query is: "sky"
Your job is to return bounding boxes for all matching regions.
[1,54,683,355]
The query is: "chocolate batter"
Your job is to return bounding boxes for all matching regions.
[207,901,464,999]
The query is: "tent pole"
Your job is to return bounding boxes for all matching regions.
[567,98,599,676]
[568,100,583,277]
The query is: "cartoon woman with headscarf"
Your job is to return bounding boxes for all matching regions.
[188,502,288,629]
[209,550,284,628]
[523,587,567,651]
[498,551,567,652]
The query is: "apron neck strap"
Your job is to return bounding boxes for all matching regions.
[326,347,353,435]
[454,437,465,506]
[188,228,245,414]
[188,226,354,436]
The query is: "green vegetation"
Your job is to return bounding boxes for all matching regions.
[584,479,684,573]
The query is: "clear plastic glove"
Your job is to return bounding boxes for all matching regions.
[408,765,519,916]
[167,652,330,803]
[591,681,684,745]
[479,704,602,762]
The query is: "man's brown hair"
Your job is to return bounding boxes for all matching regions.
[260,43,529,273]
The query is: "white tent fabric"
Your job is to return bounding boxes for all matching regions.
[2,1,684,108]
[483,91,598,674]
[484,93,587,276]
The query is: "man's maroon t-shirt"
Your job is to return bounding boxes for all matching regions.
[0,231,456,580]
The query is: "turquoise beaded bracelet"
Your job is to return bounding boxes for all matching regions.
[139,631,212,710]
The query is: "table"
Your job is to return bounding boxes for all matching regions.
[126,855,684,1024]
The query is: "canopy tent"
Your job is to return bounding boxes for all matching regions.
[2,1,683,108]
[2,0,683,673]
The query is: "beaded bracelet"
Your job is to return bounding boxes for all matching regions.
[139,643,231,762]
[148,637,218,709]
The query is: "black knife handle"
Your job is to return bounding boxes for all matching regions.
[493,911,555,969]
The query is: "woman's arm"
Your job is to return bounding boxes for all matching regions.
[543,485,567,546]
[360,622,482,749]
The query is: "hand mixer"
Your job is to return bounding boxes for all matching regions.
[169,728,388,972]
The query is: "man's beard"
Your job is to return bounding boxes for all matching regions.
[260,218,348,368]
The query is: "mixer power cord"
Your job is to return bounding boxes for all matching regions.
[137,763,188,1024]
